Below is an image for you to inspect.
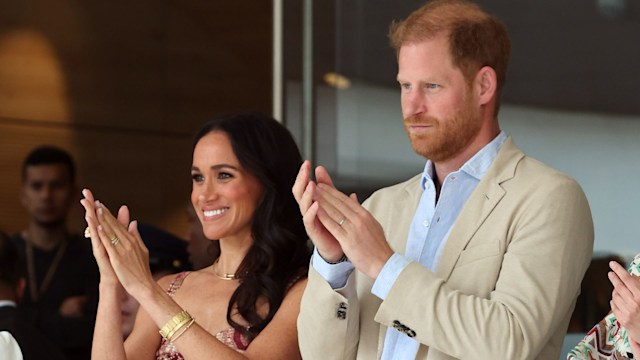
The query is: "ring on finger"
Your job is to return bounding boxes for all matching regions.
[110,236,120,246]
[338,216,346,226]
[84,227,91,238]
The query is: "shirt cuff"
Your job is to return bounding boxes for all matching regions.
[312,248,354,289]
[371,253,411,300]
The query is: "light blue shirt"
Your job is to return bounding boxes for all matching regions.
[313,132,507,358]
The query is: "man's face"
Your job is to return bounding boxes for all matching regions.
[398,36,482,162]
[21,164,75,228]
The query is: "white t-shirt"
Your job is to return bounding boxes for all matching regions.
[0,331,23,360]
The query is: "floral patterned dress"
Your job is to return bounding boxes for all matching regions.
[155,272,251,360]
[567,253,640,360]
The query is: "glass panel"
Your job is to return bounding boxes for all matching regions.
[280,0,640,256]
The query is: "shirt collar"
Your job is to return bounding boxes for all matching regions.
[421,131,507,189]
[0,300,17,308]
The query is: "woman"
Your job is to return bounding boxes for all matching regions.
[568,253,640,359]
[81,112,311,359]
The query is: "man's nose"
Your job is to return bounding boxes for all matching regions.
[403,90,426,117]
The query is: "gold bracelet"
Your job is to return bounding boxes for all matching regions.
[169,318,196,343]
[165,317,193,341]
[159,310,192,339]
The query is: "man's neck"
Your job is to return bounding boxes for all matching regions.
[22,223,69,251]
[433,125,501,188]
[0,287,18,305]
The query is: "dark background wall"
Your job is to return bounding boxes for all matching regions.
[325,0,640,115]
[0,0,273,236]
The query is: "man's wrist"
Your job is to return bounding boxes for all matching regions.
[319,252,348,264]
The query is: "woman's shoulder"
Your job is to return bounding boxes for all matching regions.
[284,276,308,301]
[157,271,192,295]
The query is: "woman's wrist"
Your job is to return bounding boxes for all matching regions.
[99,280,121,292]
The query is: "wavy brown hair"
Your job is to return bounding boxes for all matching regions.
[192,111,311,341]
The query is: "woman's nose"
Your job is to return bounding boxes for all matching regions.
[198,181,218,202]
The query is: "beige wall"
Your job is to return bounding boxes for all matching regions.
[0,0,272,237]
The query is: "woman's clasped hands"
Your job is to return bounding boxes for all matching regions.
[80,188,155,296]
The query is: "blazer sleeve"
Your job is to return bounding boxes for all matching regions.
[374,172,594,359]
[297,265,361,360]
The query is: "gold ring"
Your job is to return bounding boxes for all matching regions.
[338,217,346,226]
[110,236,120,246]
[84,227,91,238]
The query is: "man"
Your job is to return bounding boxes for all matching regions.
[0,232,65,360]
[11,145,98,359]
[294,1,594,359]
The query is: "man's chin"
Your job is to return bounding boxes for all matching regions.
[35,218,66,229]
[409,138,438,159]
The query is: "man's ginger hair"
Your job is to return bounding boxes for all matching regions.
[389,0,511,113]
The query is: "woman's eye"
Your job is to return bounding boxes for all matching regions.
[218,172,232,180]
[191,173,204,183]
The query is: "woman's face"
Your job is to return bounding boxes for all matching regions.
[190,131,263,245]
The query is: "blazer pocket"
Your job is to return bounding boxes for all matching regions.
[456,242,501,267]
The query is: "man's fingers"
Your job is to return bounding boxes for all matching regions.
[293,160,311,202]
[302,201,320,231]
[316,205,347,238]
[298,181,315,214]
[315,166,335,187]
[316,183,361,218]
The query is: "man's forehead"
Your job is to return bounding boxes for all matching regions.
[24,164,72,182]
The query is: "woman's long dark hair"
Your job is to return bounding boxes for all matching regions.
[192,111,311,341]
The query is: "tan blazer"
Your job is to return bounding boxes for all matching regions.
[298,138,594,360]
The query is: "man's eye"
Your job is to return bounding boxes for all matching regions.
[425,83,439,89]
[400,83,411,90]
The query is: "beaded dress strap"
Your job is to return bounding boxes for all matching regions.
[165,271,191,297]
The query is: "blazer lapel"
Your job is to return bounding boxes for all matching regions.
[389,175,422,254]
[436,138,524,280]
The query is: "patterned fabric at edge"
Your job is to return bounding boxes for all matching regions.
[567,253,640,360]
[155,272,251,360]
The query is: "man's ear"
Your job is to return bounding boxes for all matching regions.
[475,66,497,106]
[15,277,26,303]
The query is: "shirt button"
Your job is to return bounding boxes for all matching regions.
[450,176,456,181]
[422,220,429,227]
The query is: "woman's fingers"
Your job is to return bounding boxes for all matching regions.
[80,190,120,283]
[117,205,130,227]
[96,202,129,251]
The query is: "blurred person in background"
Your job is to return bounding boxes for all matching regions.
[120,223,190,339]
[185,203,216,270]
[11,145,98,359]
[568,253,640,359]
[1,231,65,360]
